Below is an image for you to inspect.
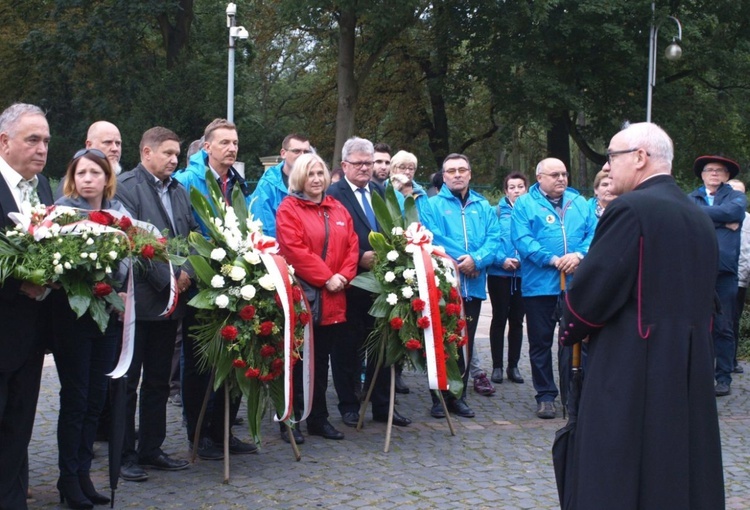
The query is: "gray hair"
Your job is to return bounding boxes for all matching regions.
[341,136,374,162]
[442,153,471,173]
[618,121,673,167]
[0,103,46,137]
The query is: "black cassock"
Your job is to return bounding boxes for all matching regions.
[561,175,725,510]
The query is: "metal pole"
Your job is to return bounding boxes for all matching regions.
[227,10,236,123]
[646,1,656,122]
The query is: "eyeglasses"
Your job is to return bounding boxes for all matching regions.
[397,164,416,172]
[539,172,569,179]
[606,148,650,164]
[443,167,470,175]
[285,148,313,155]
[73,148,107,160]
[345,160,374,168]
[702,167,728,174]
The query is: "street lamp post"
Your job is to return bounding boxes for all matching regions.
[646,1,683,122]
[226,3,248,123]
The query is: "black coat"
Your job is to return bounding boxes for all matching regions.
[561,175,725,510]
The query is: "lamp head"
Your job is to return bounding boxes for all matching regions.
[665,40,682,61]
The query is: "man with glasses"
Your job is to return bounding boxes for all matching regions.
[420,153,501,418]
[511,158,596,419]
[688,155,746,397]
[328,136,411,428]
[371,142,391,187]
[559,122,724,509]
[250,133,312,238]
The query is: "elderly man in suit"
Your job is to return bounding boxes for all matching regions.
[327,136,411,428]
[0,103,54,510]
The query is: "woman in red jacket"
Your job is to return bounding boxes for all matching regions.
[276,153,359,443]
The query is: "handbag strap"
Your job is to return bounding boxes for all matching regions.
[321,211,329,259]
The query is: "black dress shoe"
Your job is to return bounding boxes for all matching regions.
[373,409,412,427]
[119,461,148,482]
[490,368,504,384]
[341,411,359,427]
[430,401,446,418]
[280,425,305,444]
[394,373,410,394]
[307,421,345,440]
[507,367,524,384]
[190,437,223,460]
[139,453,189,471]
[447,398,475,418]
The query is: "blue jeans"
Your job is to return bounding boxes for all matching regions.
[714,273,737,385]
[523,295,560,403]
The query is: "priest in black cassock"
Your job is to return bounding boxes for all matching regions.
[560,122,725,510]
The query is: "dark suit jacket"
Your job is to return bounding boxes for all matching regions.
[327,178,383,265]
[0,173,53,371]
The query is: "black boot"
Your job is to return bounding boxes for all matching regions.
[78,473,110,505]
[57,477,93,510]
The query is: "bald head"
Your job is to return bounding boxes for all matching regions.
[86,121,122,174]
[605,122,673,196]
[728,179,746,194]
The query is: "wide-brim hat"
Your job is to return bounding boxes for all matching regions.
[693,155,741,179]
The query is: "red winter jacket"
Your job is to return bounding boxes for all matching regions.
[276,193,359,326]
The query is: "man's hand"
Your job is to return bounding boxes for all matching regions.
[325,273,348,293]
[19,281,47,299]
[726,222,740,231]
[457,254,476,274]
[177,270,192,293]
[359,250,376,270]
[554,253,582,275]
[502,258,520,271]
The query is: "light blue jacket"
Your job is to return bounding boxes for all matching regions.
[488,196,518,278]
[421,186,501,300]
[511,183,596,297]
[174,150,253,235]
[249,160,288,238]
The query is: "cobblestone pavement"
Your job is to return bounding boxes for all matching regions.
[27,307,750,509]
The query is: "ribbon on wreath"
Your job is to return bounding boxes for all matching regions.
[404,222,449,391]
[259,251,313,424]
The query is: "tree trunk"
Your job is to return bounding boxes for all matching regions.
[158,0,194,70]
[546,112,571,172]
[332,8,358,168]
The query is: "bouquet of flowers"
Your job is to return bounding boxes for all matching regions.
[351,186,465,398]
[186,173,311,445]
[0,205,169,333]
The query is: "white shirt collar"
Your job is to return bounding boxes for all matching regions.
[344,176,368,193]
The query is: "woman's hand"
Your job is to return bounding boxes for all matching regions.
[325,273,348,292]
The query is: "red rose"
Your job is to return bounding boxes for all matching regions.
[449,287,459,303]
[259,344,276,357]
[445,303,461,317]
[89,210,115,226]
[158,237,168,245]
[93,282,113,298]
[458,335,468,347]
[220,325,238,342]
[455,319,467,332]
[239,305,256,321]
[244,367,260,378]
[259,321,274,336]
[117,216,132,230]
[141,244,155,259]
[233,359,247,368]
[271,358,284,371]
[292,286,302,302]
[405,339,422,350]
[298,311,311,325]
[411,298,426,312]
[258,373,275,382]
[389,317,404,330]
[416,316,431,329]
[448,334,460,344]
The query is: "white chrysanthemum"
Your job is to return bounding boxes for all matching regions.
[240,284,256,301]
[224,208,239,229]
[81,252,89,259]
[109,251,118,260]
[215,295,229,308]
[105,266,112,274]
[402,268,416,281]
[90,253,98,260]
[86,237,94,246]
[53,252,62,260]
[391,227,404,236]
[229,266,246,282]
[210,248,227,261]
[113,237,120,245]
[64,262,72,270]
[211,275,226,288]
[401,286,414,299]
[54,264,64,275]
[52,259,59,266]
[49,223,61,236]
[243,250,261,265]
[258,274,275,291]
[386,293,398,306]
[384,271,396,283]
[386,250,399,262]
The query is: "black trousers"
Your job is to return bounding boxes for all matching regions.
[487,275,525,370]
[52,312,119,478]
[123,319,179,463]
[181,309,240,444]
[331,288,391,416]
